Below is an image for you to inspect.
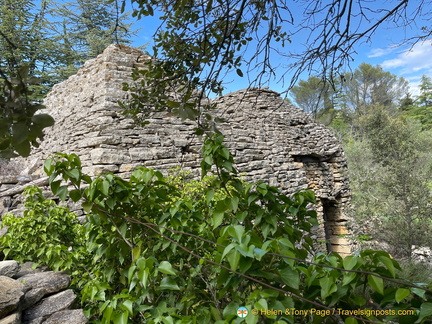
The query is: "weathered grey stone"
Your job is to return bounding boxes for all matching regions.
[23,289,76,322]
[43,309,87,324]
[90,148,131,164]
[0,261,20,278]
[0,276,24,318]
[19,272,70,309]
[0,312,21,324]
[13,263,44,279]
[25,317,44,324]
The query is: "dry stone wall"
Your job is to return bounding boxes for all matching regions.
[0,44,351,255]
[0,260,87,324]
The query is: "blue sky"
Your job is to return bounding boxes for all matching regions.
[126,1,432,99]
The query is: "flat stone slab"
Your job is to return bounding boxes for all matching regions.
[19,272,71,310]
[23,289,76,322]
[0,312,21,324]
[0,276,24,318]
[0,261,19,278]
[44,309,88,324]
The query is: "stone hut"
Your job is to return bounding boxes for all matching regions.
[0,44,351,255]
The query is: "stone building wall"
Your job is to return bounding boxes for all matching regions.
[0,44,351,255]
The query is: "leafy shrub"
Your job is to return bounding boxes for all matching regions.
[1,134,432,323]
[0,186,86,271]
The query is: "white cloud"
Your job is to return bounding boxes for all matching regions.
[367,47,395,58]
[381,40,432,74]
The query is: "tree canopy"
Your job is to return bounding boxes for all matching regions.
[0,0,136,158]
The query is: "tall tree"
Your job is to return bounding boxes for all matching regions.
[417,75,432,107]
[48,0,136,80]
[290,76,338,118]
[340,63,408,115]
[0,0,60,99]
[0,0,56,157]
[347,108,432,258]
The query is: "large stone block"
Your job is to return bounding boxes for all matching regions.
[23,289,76,322]
[0,261,19,278]
[0,276,24,318]
[43,309,88,324]
[90,148,131,164]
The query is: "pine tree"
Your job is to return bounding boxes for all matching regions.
[48,0,136,79]
[418,75,432,107]
[0,0,59,99]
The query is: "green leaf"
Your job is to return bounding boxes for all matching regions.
[112,311,128,324]
[0,139,11,150]
[367,275,384,295]
[417,302,432,323]
[57,186,68,201]
[342,272,356,286]
[158,261,177,275]
[221,243,236,260]
[319,277,336,299]
[412,287,426,299]
[228,196,239,212]
[132,246,141,261]
[279,267,299,290]
[158,277,180,290]
[227,250,240,271]
[51,180,61,193]
[212,211,224,228]
[395,288,410,303]
[121,300,134,315]
[210,305,222,321]
[138,268,149,288]
[32,114,55,127]
[345,318,358,324]
[222,303,240,319]
[82,201,93,213]
[69,189,82,202]
[15,140,31,157]
[236,68,244,77]
[166,100,180,108]
[67,169,80,181]
[343,255,357,270]
[253,248,267,261]
[378,256,395,278]
[12,121,28,145]
[228,225,244,242]
[98,179,110,195]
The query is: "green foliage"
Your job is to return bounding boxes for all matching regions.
[290,76,339,119]
[340,63,408,115]
[417,75,432,107]
[401,76,432,130]
[0,186,85,271]
[0,65,54,158]
[0,0,60,100]
[345,108,432,258]
[292,63,408,124]
[0,0,137,157]
[48,0,137,79]
[2,135,431,323]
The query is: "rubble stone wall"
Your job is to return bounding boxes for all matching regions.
[0,44,351,255]
[0,260,87,324]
